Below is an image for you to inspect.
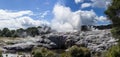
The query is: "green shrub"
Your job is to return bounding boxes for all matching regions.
[17,52,23,55]
[64,46,91,57]
[111,27,120,38]
[0,50,2,57]
[111,28,120,44]
[61,52,71,57]
[32,47,56,57]
[105,45,120,57]
[33,51,43,57]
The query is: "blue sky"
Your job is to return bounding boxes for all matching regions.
[65,0,106,16]
[0,0,56,10]
[0,0,107,19]
[0,0,57,20]
[0,0,112,31]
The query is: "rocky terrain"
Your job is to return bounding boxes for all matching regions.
[0,29,118,53]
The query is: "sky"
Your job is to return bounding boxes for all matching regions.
[0,0,112,32]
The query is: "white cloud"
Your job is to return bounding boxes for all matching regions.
[96,16,108,22]
[75,0,83,4]
[0,9,49,30]
[78,10,97,25]
[95,16,111,25]
[51,4,98,32]
[81,3,91,9]
[0,3,110,32]
[16,16,50,28]
[40,11,50,18]
[91,0,111,8]
[0,9,33,20]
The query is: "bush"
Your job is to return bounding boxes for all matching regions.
[111,27,120,39]
[111,28,120,44]
[61,52,71,57]
[32,47,56,57]
[63,46,91,57]
[105,45,120,57]
[33,51,43,57]
[0,50,2,57]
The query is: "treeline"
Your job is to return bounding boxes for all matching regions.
[0,26,51,38]
[93,24,112,30]
[81,24,112,31]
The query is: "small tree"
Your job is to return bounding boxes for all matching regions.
[11,30,18,37]
[1,28,12,37]
[16,28,26,37]
[26,27,39,37]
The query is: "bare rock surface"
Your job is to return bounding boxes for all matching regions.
[1,29,118,53]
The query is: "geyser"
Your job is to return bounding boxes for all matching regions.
[51,4,97,32]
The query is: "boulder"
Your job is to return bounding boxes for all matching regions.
[47,34,67,49]
[3,42,34,51]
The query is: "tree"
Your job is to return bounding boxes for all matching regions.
[1,28,12,37]
[0,50,2,57]
[105,0,120,26]
[105,0,120,41]
[16,28,26,37]
[105,0,120,57]
[16,28,25,33]
[26,27,39,37]
[11,30,18,37]
[0,30,2,37]
[37,26,42,28]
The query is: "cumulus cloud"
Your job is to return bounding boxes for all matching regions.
[78,10,97,25]
[95,16,111,25]
[0,9,49,30]
[51,4,99,32]
[78,0,111,8]
[96,16,108,22]
[75,0,83,4]
[81,3,91,9]
[98,16,107,21]
[91,0,111,8]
